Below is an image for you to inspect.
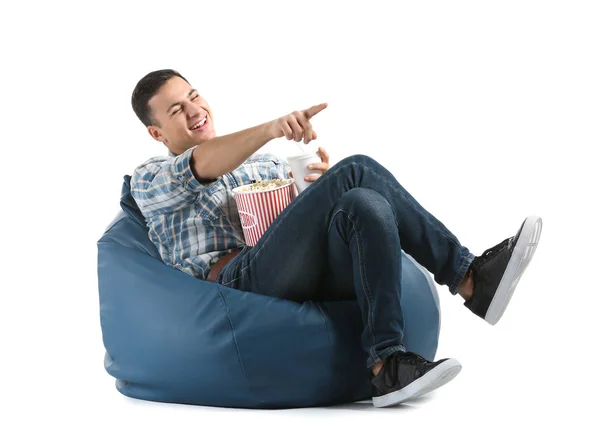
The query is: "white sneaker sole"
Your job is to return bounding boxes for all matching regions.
[372,358,462,408]
[485,215,543,325]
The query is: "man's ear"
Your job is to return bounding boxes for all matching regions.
[147,125,167,143]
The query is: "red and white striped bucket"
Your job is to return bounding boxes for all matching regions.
[232,180,297,246]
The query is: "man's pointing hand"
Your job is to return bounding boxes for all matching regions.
[269,103,328,144]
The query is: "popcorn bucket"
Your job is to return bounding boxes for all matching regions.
[232,179,297,246]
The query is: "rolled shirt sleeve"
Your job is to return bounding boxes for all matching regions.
[249,153,291,180]
[130,147,218,218]
[276,157,292,179]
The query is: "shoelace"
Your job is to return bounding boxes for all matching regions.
[402,352,429,365]
[385,352,427,375]
[381,352,430,387]
[478,237,512,263]
[467,236,514,296]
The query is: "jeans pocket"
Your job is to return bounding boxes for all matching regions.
[217,245,250,286]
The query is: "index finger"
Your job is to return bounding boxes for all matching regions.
[303,102,328,119]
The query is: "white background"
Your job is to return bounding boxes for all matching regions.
[1,0,598,441]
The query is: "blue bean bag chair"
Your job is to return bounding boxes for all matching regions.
[96,175,442,409]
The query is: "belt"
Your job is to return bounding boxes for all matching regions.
[207,249,242,283]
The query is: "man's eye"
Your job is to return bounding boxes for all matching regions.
[171,108,181,116]
[191,95,199,101]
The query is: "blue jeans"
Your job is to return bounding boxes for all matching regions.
[217,155,475,368]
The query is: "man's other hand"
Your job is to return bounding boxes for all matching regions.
[289,147,330,183]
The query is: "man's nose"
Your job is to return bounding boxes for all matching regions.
[185,102,202,118]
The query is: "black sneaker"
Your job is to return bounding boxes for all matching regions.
[465,215,543,325]
[370,351,462,408]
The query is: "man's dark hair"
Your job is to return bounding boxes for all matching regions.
[131,69,189,127]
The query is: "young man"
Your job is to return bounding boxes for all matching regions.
[130,69,543,408]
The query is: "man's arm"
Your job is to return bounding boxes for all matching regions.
[191,103,328,180]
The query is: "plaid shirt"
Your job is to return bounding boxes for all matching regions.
[130,147,291,280]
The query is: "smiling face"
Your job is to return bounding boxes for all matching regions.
[146,76,216,155]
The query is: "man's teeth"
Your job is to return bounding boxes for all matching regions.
[192,117,207,130]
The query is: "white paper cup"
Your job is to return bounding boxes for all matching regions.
[232,179,297,246]
[287,151,322,194]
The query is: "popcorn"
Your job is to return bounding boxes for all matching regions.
[234,178,294,193]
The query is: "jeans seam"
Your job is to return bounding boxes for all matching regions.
[342,210,378,364]
[326,208,347,236]
[221,274,242,287]
[219,247,248,286]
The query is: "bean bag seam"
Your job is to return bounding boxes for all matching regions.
[314,303,332,346]
[214,287,261,402]
[97,240,161,259]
